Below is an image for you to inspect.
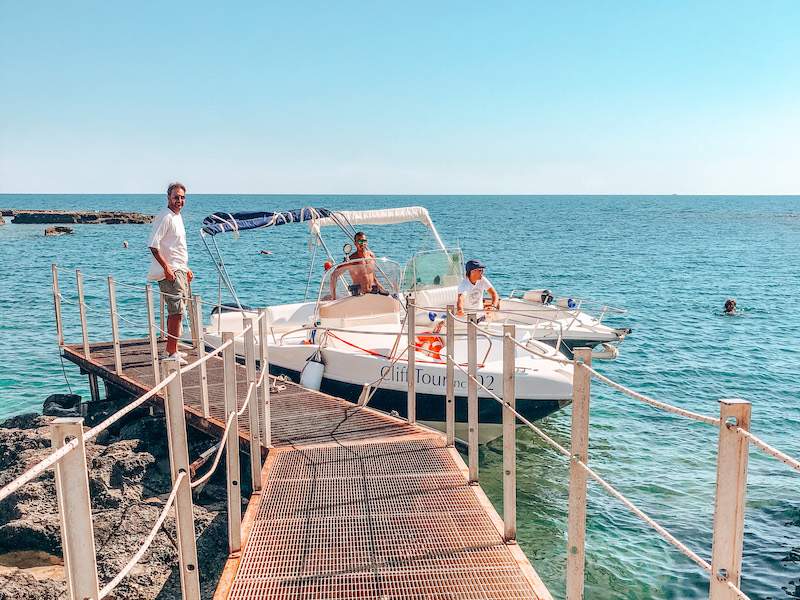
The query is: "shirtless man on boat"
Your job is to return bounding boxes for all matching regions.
[330,231,386,297]
[456,259,499,317]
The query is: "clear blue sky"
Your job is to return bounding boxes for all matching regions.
[1,1,798,194]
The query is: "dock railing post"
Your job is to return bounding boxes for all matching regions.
[76,270,90,359]
[222,331,242,554]
[406,293,416,423]
[163,360,202,600]
[502,324,516,543]
[445,305,455,447]
[258,308,272,449]
[146,284,161,385]
[107,276,123,375]
[566,347,592,600]
[193,294,210,417]
[52,264,64,346]
[243,318,262,491]
[709,399,751,600]
[467,312,479,484]
[51,417,100,600]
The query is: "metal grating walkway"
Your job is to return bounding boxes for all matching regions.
[229,438,540,599]
[61,339,549,599]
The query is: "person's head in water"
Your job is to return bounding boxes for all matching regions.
[724,298,737,314]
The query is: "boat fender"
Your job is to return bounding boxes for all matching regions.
[300,349,325,390]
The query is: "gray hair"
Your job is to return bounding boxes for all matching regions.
[166,182,186,198]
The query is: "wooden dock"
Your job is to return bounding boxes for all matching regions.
[62,338,552,600]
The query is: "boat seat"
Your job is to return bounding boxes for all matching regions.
[411,285,459,318]
[318,294,402,328]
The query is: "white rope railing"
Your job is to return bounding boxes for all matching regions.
[179,337,234,374]
[502,332,573,365]
[582,363,721,427]
[191,412,236,489]
[98,472,185,599]
[0,372,176,502]
[445,352,720,579]
[730,426,800,474]
[0,437,80,502]
[237,382,255,418]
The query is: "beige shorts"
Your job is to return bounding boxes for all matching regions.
[158,270,188,316]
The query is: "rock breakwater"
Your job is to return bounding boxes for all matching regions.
[2,210,153,225]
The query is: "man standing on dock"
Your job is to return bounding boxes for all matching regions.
[148,182,193,364]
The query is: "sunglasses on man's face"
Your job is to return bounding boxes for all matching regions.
[357,239,368,245]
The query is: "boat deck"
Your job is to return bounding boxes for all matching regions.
[62,339,551,599]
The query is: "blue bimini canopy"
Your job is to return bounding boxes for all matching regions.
[201,207,332,236]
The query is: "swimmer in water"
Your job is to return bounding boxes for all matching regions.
[259,250,272,255]
[724,298,737,314]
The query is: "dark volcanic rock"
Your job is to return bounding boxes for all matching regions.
[41,394,81,417]
[9,210,153,225]
[43,226,74,236]
[0,411,228,599]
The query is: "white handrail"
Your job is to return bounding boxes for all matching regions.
[191,412,236,489]
[730,426,800,474]
[445,353,725,584]
[582,363,721,427]
[0,372,177,502]
[83,372,177,442]
[180,337,234,374]
[98,472,185,599]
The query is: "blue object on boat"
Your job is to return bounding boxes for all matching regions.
[201,208,332,236]
[429,311,436,322]
[568,298,576,309]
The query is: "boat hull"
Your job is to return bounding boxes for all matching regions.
[269,364,569,443]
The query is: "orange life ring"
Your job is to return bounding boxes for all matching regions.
[415,333,444,361]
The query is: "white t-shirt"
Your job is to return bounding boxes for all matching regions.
[147,208,188,280]
[457,276,494,311]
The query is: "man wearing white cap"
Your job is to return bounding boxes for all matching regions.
[456,259,499,317]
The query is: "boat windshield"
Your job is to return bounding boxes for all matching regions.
[318,257,402,301]
[402,248,464,291]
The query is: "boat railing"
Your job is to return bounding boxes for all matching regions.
[402,299,799,600]
[408,301,572,353]
[0,265,276,599]
[277,322,495,365]
[508,290,628,323]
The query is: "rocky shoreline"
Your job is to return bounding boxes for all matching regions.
[0,210,153,225]
[0,409,236,600]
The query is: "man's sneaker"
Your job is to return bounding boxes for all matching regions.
[166,353,188,365]
[162,350,188,360]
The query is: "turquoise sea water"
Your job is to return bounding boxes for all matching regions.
[1,195,799,599]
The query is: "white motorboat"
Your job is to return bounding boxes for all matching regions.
[199,206,629,441]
